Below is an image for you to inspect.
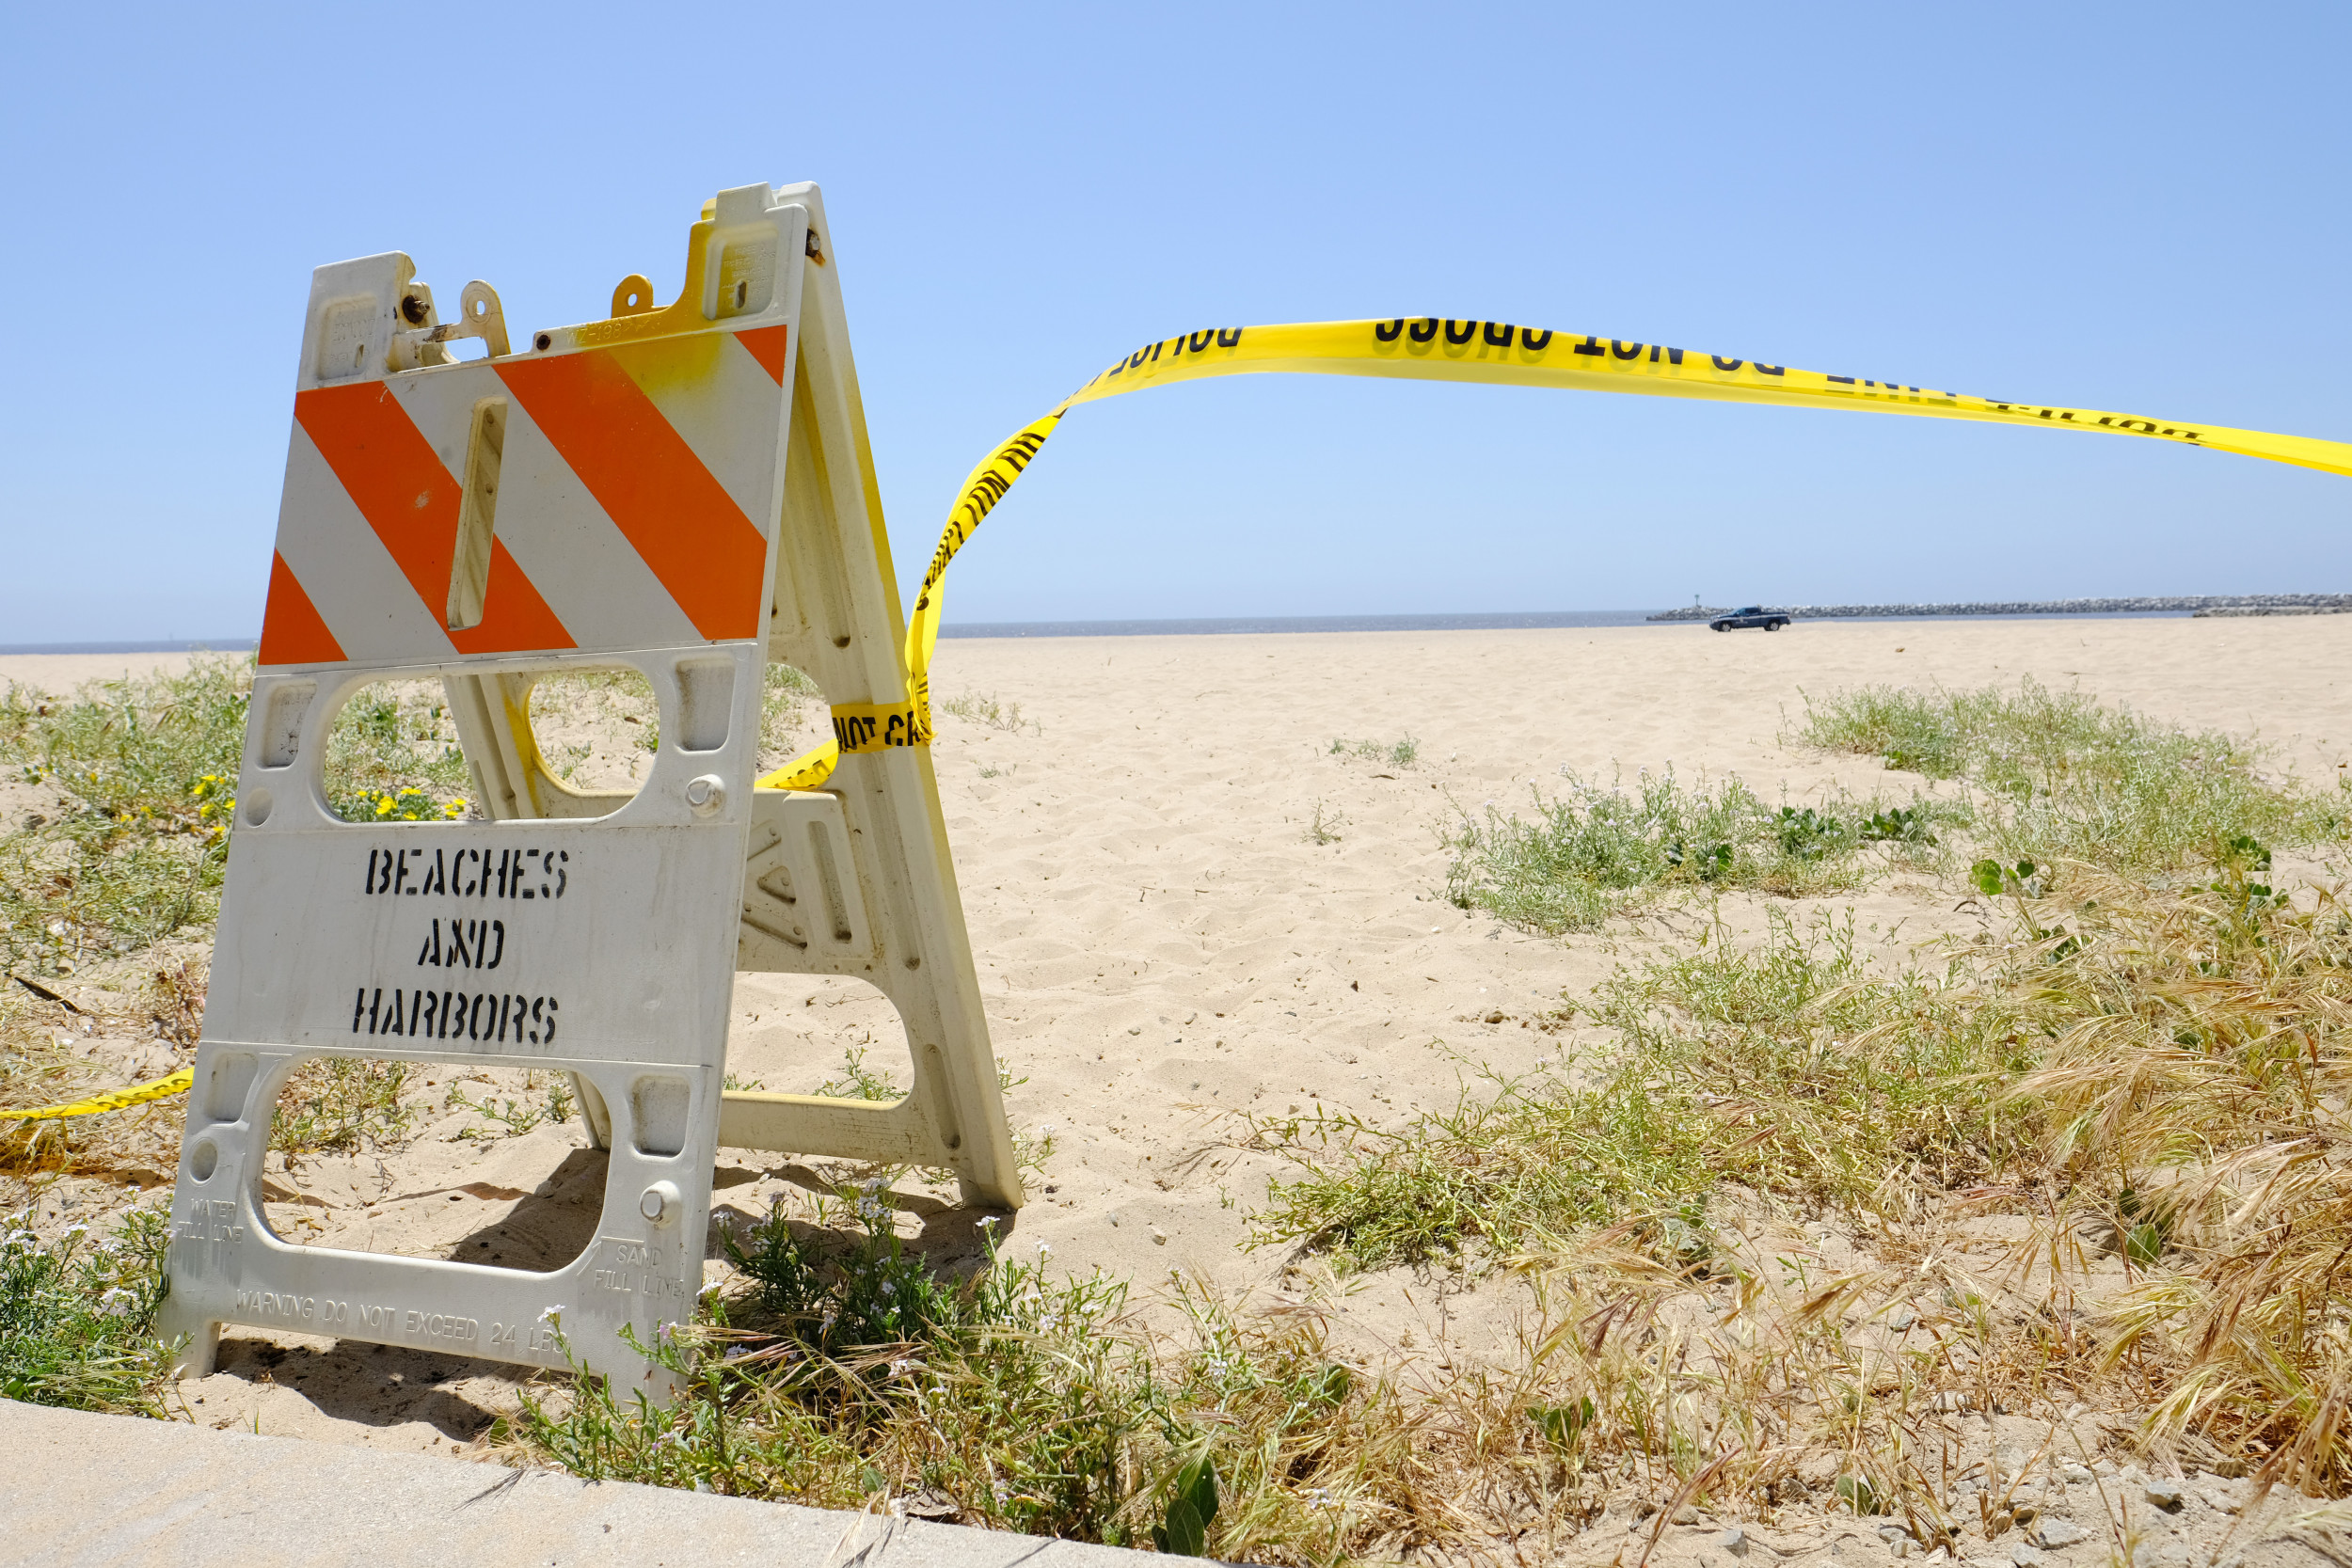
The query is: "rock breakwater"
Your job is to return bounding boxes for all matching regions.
[1648,594,2352,623]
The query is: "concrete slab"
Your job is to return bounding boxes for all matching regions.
[0,1401,1152,1567]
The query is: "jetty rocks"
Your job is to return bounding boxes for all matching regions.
[1648,594,2352,623]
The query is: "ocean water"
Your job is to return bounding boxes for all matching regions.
[0,639,260,656]
[938,610,1663,639]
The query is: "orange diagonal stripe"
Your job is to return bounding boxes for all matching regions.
[257,550,346,666]
[293,384,576,655]
[736,324,790,386]
[294,384,459,612]
[454,539,575,657]
[495,350,769,641]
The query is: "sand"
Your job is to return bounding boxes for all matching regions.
[6,615,2349,1537]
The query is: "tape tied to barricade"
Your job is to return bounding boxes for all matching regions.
[1,1067,195,1123]
[758,315,2352,793]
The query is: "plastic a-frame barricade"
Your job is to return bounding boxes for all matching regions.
[159,182,1023,1392]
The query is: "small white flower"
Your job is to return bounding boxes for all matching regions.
[977,1215,1000,1229]
[538,1305,565,1324]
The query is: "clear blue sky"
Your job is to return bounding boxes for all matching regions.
[5,3,2346,641]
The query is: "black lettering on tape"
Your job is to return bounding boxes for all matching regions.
[1215,328,1242,348]
[1755,363,1785,376]
[1574,336,1606,356]
[1444,320,1476,345]
[1519,328,1553,351]
[1713,356,1746,372]
[1483,322,1513,348]
[1374,320,1405,342]
[1407,318,1438,343]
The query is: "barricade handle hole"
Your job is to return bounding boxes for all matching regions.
[188,1140,218,1181]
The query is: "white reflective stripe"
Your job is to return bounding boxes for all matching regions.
[612,331,788,536]
[274,423,456,664]
[380,359,494,484]
[490,396,706,654]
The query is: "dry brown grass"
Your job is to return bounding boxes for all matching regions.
[2005,863,2352,1497]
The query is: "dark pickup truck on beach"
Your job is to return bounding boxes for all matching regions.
[1708,606,1791,631]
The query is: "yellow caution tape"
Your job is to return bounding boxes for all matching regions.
[760,315,2352,793]
[1,1066,195,1122]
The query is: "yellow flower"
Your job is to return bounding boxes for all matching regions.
[374,798,394,817]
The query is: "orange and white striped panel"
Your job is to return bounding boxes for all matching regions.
[257,324,791,669]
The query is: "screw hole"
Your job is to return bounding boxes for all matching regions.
[627,292,641,309]
[472,298,487,317]
[188,1140,218,1181]
[533,332,552,352]
[833,634,851,648]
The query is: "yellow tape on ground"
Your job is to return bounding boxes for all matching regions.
[1,1066,194,1122]
[767,317,2352,790]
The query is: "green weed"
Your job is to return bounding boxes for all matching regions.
[1249,910,2028,1271]
[1330,736,1419,768]
[1444,768,1955,935]
[942,691,1032,733]
[1800,677,2346,873]
[0,1207,172,1413]
[0,657,252,974]
[321,680,473,821]
[271,1056,415,1154]
[508,1205,1422,1561]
